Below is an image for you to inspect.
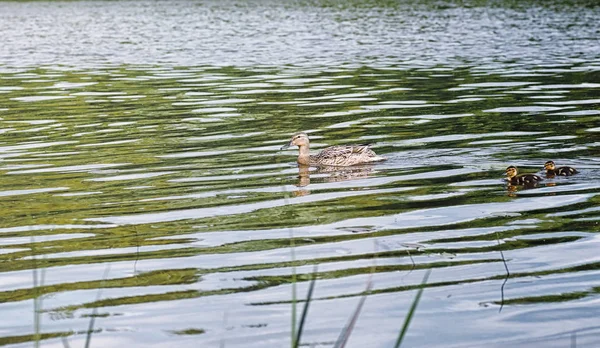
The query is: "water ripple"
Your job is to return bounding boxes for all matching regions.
[1,25,600,348]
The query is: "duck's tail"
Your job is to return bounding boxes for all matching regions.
[366,155,387,162]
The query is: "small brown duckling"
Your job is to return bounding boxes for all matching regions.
[505,166,543,185]
[544,161,577,176]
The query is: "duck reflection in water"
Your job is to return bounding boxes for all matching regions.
[294,165,311,196]
[506,184,530,197]
[292,164,375,197]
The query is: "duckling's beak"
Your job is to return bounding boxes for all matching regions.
[280,141,292,150]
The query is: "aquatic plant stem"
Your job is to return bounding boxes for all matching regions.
[32,237,40,348]
[293,265,318,348]
[290,238,297,348]
[333,240,379,348]
[31,237,46,348]
[496,231,510,313]
[219,311,228,348]
[394,270,431,348]
[333,275,373,348]
[84,266,111,348]
[61,336,71,348]
[282,188,297,348]
[84,308,98,348]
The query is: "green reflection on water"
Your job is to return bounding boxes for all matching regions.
[1,63,599,346]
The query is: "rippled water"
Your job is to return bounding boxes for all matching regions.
[2,1,600,348]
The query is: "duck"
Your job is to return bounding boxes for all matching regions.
[544,161,577,176]
[505,166,543,185]
[281,132,386,166]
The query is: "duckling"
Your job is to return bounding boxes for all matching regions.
[281,132,386,166]
[505,166,543,185]
[544,161,577,176]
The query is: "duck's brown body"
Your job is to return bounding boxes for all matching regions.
[282,132,386,166]
[506,166,543,185]
[546,167,577,176]
[544,161,577,176]
[307,144,383,166]
[508,174,543,185]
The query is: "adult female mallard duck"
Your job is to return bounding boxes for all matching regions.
[505,166,543,185]
[544,161,577,176]
[281,132,386,166]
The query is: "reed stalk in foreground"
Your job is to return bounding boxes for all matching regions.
[283,187,298,348]
[394,270,431,348]
[290,238,297,348]
[333,275,373,348]
[334,241,379,348]
[280,162,431,347]
[58,267,110,348]
[292,266,318,348]
[31,237,46,348]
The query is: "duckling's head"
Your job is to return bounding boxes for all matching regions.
[281,132,310,150]
[506,166,518,178]
[544,161,556,171]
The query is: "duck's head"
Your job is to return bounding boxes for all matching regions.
[281,132,309,150]
[506,166,518,178]
[544,161,556,171]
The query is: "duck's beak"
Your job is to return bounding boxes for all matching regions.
[280,140,292,150]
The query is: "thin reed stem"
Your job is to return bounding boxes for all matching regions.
[394,270,431,348]
[293,266,318,348]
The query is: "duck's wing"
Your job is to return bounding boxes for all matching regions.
[351,144,377,154]
[312,144,380,166]
[312,145,353,166]
[515,174,543,184]
[349,144,385,160]
[556,166,577,175]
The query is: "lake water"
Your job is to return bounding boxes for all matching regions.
[1,1,600,347]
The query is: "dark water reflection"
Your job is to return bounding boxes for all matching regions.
[1,1,600,348]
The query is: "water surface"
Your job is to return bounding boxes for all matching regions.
[1,1,600,347]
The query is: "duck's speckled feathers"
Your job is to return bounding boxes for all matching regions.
[508,174,543,185]
[548,166,578,176]
[310,144,385,166]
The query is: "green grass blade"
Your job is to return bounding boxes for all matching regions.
[394,270,431,348]
[31,237,41,348]
[60,336,71,348]
[293,265,318,348]
[290,234,297,348]
[282,186,296,348]
[84,266,111,348]
[84,307,98,348]
[219,311,228,348]
[333,275,373,348]
[496,231,510,313]
[32,268,39,348]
